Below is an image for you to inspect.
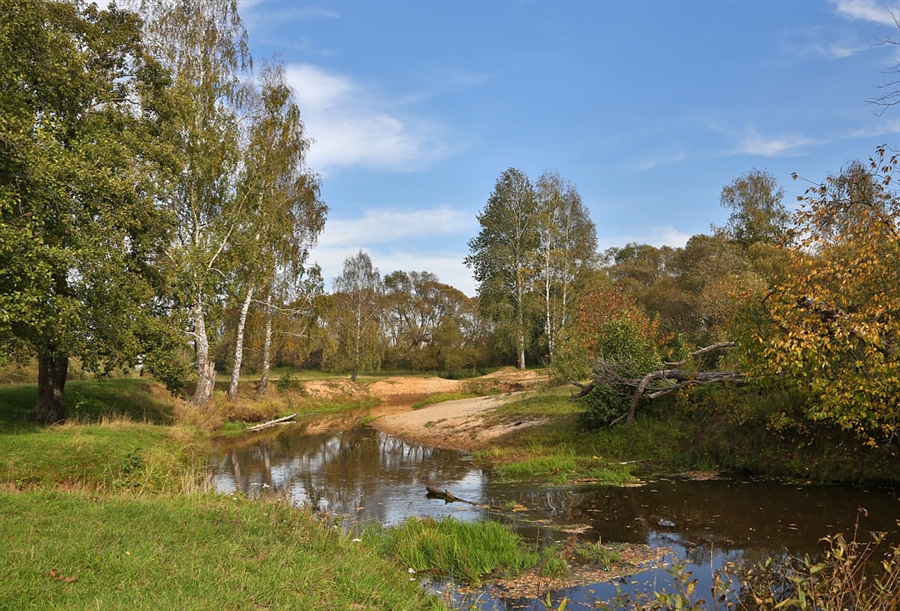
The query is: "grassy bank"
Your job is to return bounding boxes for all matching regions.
[0,376,447,609]
[472,386,900,485]
[0,491,443,610]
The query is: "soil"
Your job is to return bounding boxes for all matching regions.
[365,368,550,451]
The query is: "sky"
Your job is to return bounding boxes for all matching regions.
[236,0,900,296]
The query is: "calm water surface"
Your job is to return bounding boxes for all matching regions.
[211,424,900,609]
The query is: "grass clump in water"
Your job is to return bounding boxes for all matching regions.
[363,517,539,585]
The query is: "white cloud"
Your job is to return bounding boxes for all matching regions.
[317,205,472,248]
[630,151,687,173]
[708,123,820,158]
[284,64,461,174]
[834,0,896,25]
[734,127,820,157]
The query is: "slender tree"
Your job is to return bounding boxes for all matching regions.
[332,251,383,381]
[138,0,252,408]
[534,171,597,359]
[465,168,539,369]
[718,169,789,247]
[226,62,326,402]
[0,0,171,423]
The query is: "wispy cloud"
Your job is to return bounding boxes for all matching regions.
[308,205,476,293]
[240,3,340,34]
[834,0,896,25]
[284,64,462,174]
[733,127,820,157]
[710,123,819,158]
[630,151,687,173]
[598,226,692,252]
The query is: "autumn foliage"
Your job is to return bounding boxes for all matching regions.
[742,148,900,441]
[552,289,661,383]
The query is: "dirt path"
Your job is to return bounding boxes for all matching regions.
[371,394,518,451]
[365,368,550,451]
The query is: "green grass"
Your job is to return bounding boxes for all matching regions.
[472,390,638,485]
[488,453,635,486]
[0,419,208,492]
[362,517,539,585]
[0,491,443,611]
[0,378,176,432]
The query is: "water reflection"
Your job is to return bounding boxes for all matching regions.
[212,426,488,524]
[212,424,900,610]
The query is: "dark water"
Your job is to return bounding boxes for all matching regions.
[211,425,900,609]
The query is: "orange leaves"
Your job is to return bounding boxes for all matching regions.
[49,569,78,583]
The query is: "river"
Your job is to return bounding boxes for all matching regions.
[211,423,900,609]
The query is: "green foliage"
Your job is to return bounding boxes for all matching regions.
[579,385,629,429]
[717,169,790,247]
[466,168,541,369]
[275,371,305,393]
[552,290,661,383]
[0,0,173,421]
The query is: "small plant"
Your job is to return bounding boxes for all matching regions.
[275,372,305,393]
[573,540,620,570]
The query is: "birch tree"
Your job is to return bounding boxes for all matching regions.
[332,251,382,381]
[138,0,251,408]
[534,171,597,359]
[226,62,326,402]
[465,168,539,370]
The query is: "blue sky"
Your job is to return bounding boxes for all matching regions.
[239,0,900,296]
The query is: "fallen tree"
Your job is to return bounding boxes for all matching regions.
[572,342,743,426]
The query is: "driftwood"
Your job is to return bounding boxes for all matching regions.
[426,485,478,505]
[245,413,298,432]
[571,342,744,427]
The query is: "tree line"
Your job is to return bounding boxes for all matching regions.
[2,0,898,443]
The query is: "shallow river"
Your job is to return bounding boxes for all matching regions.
[211,424,900,609]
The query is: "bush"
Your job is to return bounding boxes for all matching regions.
[275,372,305,393]
[579,385,629,429]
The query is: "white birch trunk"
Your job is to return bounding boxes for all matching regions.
[191,298,215,408]
[228,285,254,402]
[257,299,273,395]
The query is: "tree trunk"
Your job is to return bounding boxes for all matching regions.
[34,354,68,424]
[257,299,273,395]
[228,286,254,402]
[351,309,362,381]
[191,299,214,408]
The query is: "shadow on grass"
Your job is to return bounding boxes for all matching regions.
[0,378,176,433]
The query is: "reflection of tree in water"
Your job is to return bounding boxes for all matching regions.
[212,433,900,565]
[214,427,484,521]
[482,478,900,561]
